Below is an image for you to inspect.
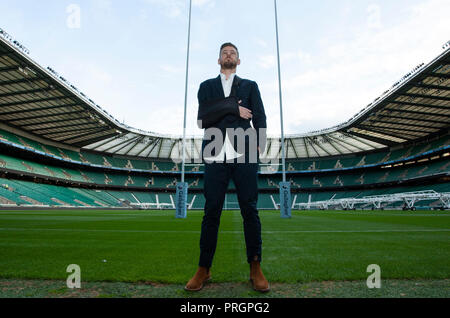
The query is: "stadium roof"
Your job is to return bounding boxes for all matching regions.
[0,28,449,160]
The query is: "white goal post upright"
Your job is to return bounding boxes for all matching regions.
[176,0,293,218]
[175,0,192,219]
[274,0,291,218]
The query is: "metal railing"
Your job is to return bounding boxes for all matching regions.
[292,190,450,210]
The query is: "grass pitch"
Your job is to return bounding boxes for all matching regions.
[0,209,448,297]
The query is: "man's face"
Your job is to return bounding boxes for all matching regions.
[218,46,240,69]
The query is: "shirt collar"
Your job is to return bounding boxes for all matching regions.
[220,72,236,81]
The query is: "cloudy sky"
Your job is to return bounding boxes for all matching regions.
[1,0,449,138]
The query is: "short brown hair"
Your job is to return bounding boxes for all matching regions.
[220,42,239,58]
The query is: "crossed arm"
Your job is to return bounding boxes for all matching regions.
[197,82,266,153]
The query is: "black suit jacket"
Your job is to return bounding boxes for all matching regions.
[197,75,267,162]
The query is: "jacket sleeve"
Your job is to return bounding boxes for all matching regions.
[250,82,267,153]
[197,82,240,129]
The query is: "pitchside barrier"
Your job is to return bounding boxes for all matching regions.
[292,190,450,211]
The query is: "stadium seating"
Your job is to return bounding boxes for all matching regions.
[0,126,449,210]
[0,174,448,210]
[1,128,448,174]
[0,149,448,191]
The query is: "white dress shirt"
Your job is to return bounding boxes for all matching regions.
[220,72,236,98]
[203,72,243,162]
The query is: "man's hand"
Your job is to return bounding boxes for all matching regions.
[238,100,252,120]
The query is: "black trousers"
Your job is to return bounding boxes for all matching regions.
[199,161,262,268]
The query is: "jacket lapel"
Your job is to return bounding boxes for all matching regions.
[213,74,241,98]
[214,75,225,99]
[231,75,241,97]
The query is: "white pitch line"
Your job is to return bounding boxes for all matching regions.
[0,228,449,234]
[264,229,450,233]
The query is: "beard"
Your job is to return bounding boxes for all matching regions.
[221,58,238,69]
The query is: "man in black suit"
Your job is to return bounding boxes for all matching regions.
[185,43,269,292]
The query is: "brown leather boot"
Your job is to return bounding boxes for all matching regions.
[250,261,270,292]
[184,267,211,291]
